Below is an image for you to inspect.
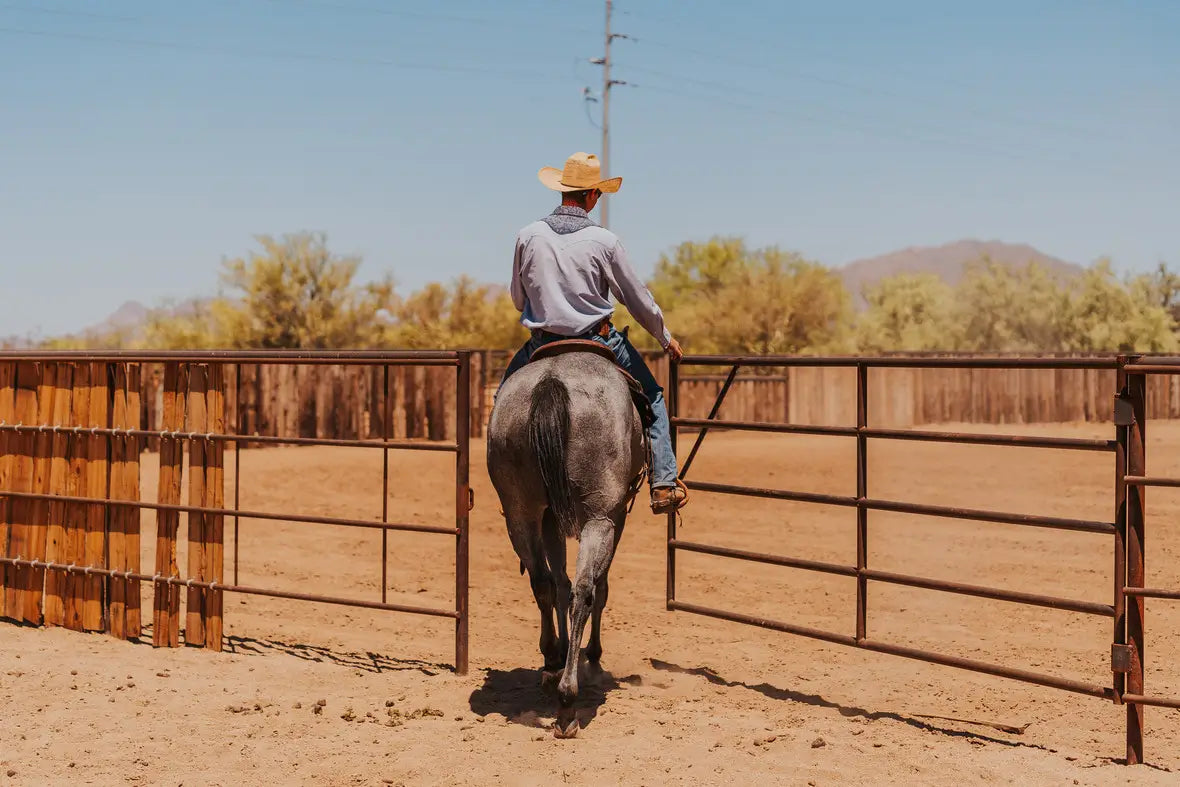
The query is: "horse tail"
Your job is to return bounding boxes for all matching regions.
[528,374,577,538]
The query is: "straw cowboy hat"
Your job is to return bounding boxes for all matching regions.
[538,152,622,193]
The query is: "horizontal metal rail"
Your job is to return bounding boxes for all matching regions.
[680,354,1119,370]
[684,480,857,508]
[667,600,857,647]
[1122,363,1180,375]
[1120,693,1180,710]
[683,480,1116,535]
[675,418,856,437]
[857,638,1115,700]
[867,427,1114,452]
[674,418,1114,452]
[669,539,857,577]
[668,600,1113,700]
[0,350,461,365]
[0,557,457,618]
[0,490,457,536]
[862,497,1116,535]
[670,540,1111,615]
[1123,587,1180,600]
[863,568,1114,617]
[0,422,457,453]
[1124,476,1180,488]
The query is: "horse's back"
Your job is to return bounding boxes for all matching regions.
[487,351,643,521]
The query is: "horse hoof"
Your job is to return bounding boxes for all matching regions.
[553,718,580,739]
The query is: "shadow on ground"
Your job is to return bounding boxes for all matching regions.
[469,655,640,730]
[648,657,1055,753]
[128,623,450,675]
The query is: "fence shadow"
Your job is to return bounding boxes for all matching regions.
[221,633,450,675]
[648,658,1052,752]
[468,656,639,730]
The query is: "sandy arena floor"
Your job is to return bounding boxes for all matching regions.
[2,421,1179,785]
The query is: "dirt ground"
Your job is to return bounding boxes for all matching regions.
[2,420,1179,786]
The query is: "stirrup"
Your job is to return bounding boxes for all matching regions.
[650,479,688,514]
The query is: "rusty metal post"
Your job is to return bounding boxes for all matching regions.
[233,363,242,586]
[382,364,390,605]
[454,352,471,675]
[1125,365,1146,764]
[856,362,868,642]
[667,358,679,610]
[1113,358,1128,702]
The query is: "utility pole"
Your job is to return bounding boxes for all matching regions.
[594,0,628,230]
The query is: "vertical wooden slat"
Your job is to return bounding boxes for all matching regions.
[43,364,74,627]
[186,364,209,645]
[108,364,129,639]
[5,362,38,622]
[125,364,142,638]
[81,362,109,631]
[204,364,225,651]
[153,363,186,647]
[62,365,90,630]
[107,363,141,640]
[0,362,19,619]
[21,363,59,625]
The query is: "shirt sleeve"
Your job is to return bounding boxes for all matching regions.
[605,238,673,349]
[509,235,526,312]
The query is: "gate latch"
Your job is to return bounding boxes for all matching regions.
[1113,394,1136,427]
[468,488,475,512]
[1111,643,1133,673]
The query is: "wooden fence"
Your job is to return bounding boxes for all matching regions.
[138,353,1180,445]
[137,354,489,450]
[1,352,471,661]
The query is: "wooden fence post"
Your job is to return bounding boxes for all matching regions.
[43,364,74,627]
[153,363,186,647]
[0,362,15,619]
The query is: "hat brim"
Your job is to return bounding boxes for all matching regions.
[538,166,622,194]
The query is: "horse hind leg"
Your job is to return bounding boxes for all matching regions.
[555,516,618,739]
[587,510,625,664]
[585,575,608,664]
[506,516,560,671]
[541,509,571,660]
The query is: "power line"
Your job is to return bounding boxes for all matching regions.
[626,63,1119,164]
[0,2,138,21]
[617,7,1124,143]
[262,0,597,38]
[0,25,568,83]
[635,81,1131,178]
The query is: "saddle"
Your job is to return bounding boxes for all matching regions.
[528,339,656,431]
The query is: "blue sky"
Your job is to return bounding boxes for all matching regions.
[1,0,1176,338]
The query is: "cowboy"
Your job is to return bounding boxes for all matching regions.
[498,151,688,514]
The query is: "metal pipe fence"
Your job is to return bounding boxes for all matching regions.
[667,353,1179,766]
[0,350,472,673]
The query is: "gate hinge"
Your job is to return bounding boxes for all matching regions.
[1113,394,1136,427]
[1111,643,1133,673]
[468,488,475,512]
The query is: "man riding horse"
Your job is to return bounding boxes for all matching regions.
[499,151,688,514]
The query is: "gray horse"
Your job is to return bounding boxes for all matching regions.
[486,348,646,738]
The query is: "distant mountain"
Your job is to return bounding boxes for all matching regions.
[839,240,1083,306]
[85,300,150,335]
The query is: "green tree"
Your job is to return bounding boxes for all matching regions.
[953,257,1073,352]
[1060,259,1177,352]
[856,273,958,352]
[387,276,527,350]
[616,238,852,355]
[214,232,393,349]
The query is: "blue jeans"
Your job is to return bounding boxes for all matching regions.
[499,327,679,489]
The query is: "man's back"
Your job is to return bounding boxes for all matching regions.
[511,206,670,347]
